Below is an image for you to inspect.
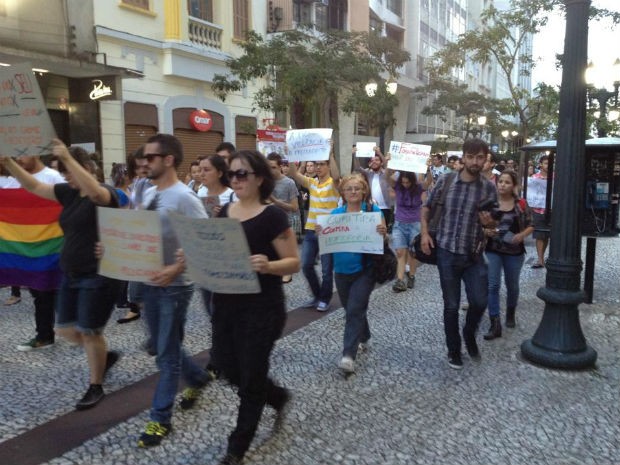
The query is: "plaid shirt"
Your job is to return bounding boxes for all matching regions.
[426,172,497,255]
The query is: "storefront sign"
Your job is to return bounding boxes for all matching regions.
[89,79,113,100]
[190,109,212,132]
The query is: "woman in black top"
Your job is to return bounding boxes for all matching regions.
[212,150,300,465]
[1,140,120,410]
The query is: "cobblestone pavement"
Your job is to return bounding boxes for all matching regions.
[1,237,619,465]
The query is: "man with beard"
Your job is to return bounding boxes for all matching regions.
[353,147,393,232]
[420,138,497,370]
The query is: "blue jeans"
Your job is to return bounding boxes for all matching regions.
[486,252,525,318]
[335,268,374,359]
[436,247,488,355]
[301,230,333,303]
[142,284,209,424]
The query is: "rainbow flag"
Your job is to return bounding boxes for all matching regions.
[0,188,63,290]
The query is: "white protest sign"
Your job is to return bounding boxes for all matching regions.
[316,212,383,255]
[97,208,163,282]
[447,150,462,159]
[0,62,57,157]
[286,128,332,162]
[355,142,377,158]
[169,212,260,294]
[526,177,548,209]
[387,141,431,173]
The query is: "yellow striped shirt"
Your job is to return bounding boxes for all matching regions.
[304,177,340,230]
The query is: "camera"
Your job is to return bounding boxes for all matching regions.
[478,198,503,221]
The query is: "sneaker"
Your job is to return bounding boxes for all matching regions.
[406,274,415,289]
[316,301,329,312]
[4,295,21,305]
[218,453,243,465]
[104,351,120,376]
[179,386,203,410]
[463,331,481,360]
[300,298,318,308]
[338,355,355,373]
[16,338,54,352]
[392,279,407,293]
[137,421,172,448]
[447,352,463,370]
[75,384,105,410]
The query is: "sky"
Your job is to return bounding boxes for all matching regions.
[531,0,619,87]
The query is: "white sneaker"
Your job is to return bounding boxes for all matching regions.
[338,356,355,373]
[316,301,329,312]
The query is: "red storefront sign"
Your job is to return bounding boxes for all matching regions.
[189,110,213,132]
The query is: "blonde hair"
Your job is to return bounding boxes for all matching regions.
[339,173,371,203]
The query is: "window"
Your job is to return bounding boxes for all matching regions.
[386,0,402,16]
[233,0,249,39]
[122,0,149,9]
[188,0,212,22]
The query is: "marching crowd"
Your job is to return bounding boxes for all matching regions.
[0,135,545,465]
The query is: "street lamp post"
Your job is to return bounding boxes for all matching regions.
[467,115,487,139]
[585,58,620,137]
[520,0,597,369]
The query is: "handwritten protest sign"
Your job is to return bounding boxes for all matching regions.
[286,128,332,162]
[316,212,383,255]
[355,142,378,158]
[169,212,260,294]
[526,177,548,209]
[257,128,287,156]
[387,141,431,173]
[97,208,163,281]
[0,62,57,157]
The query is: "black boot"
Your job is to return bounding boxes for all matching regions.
[506,307,516,328]
[483,317,502,340]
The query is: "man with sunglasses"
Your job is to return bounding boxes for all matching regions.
[288,151,340,311]
[136,134,212,448]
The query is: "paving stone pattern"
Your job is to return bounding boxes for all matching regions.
[1,237,619,465]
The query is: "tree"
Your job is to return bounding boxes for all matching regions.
[212,29,410,141]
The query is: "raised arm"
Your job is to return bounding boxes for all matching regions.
[0,156,56,201]
[52,140,112,206]
[287,160,310,189]
[329,148,340,185]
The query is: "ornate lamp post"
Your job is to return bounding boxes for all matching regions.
[585,58,620,137]
[365,78,398,153]
[520,0,597,369]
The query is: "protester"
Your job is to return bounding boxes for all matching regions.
[110,163,132,309]
[1,141,121,409]
[134,134,212,448]
[210,150,300,465]
[288,151,340,311]
[196,154,234,218]
[420,138,497,369]
[187,160,202,193]
[353,147,394,232]
[531,155,550,268]
[320,174,386,373]
[483,171,534,339]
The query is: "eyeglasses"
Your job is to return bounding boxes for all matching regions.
[227,169,255,180]
[315,162,328,167]
[144,153,166,162]
[343,186,363,193]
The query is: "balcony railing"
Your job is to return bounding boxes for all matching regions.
[188,16,223,50]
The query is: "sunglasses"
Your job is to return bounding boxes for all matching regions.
[227,169,255,180]
[144,153,166,162]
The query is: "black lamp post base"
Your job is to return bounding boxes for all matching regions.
[520,287,597,369]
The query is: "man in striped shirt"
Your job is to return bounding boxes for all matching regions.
[289,153,340,311]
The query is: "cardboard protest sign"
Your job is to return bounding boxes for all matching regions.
[286,128,332,162]
[316,212,383,255]
[169,212,260,294]
[526,177,548,209]
[0,62,57,157]
[387,141,431,173]
[257,128,287,156]
[355,142,377,158]
[97,208,163,281]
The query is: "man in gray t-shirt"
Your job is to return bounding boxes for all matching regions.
[136,134,211,448]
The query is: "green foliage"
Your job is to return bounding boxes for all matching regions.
[211,29,410,130]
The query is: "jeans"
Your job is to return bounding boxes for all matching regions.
[436,247,488,355]
[212,294,288,458]
[335,268,374,359]
[29,288,56,342]
[301,230,333,303]
[486,252,525,318]
[142,284,209,424]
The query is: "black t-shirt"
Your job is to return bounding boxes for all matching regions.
[214,204,289,305]
[54,183,118,273]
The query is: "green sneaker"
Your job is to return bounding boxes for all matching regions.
[17,338,54,352]
[137,421,171,448]
[179,386,203,410]
[406,274,415,289]
[392,279,407,293]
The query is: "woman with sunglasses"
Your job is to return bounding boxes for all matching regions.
[0,140,120,410]
[211,150,300,465]
[320,174,387,374]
